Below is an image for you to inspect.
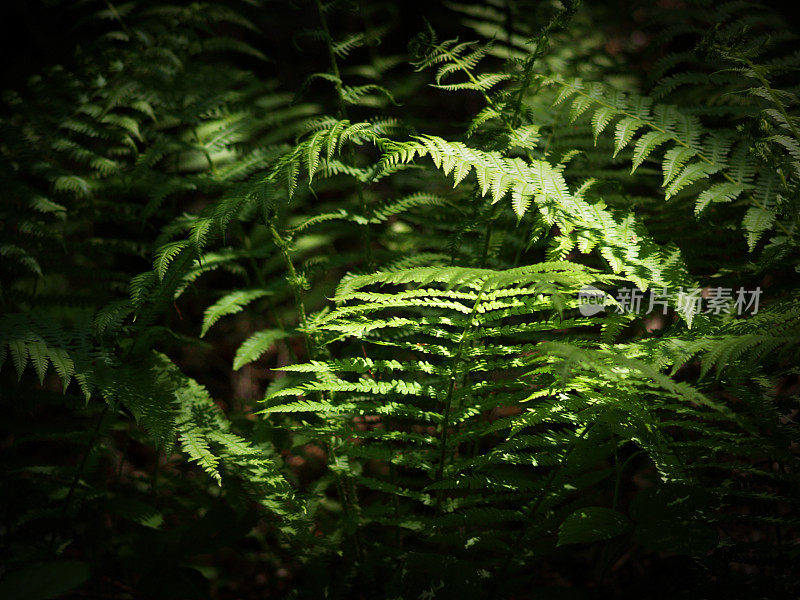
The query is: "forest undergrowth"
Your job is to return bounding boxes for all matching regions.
[1,1,799,598]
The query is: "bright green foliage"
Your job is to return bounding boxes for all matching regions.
[1,0,799,598]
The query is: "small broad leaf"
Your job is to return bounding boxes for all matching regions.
[557,506,631,546]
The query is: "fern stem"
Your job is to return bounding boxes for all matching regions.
[267,221,312,355]
[50,401,112,554]
[240,221,297,362]
[267,216,363,563]
[193,127,216,174]
[487,422,594,599]
[434,282,488,510]
[745,60,800,143]
[315,0,347,119]
[612,448,643,511]
[480,203,497,268]
[284,3,371,562]
[102,0,131,37]
[314,0,376,268]
[508,0,578,127]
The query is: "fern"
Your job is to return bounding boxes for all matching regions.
[2,1,799,597]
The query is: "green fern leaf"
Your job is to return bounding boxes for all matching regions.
[180,429,221,484]
[613,117,644,157]
[631,131,672,173]
[695,182,744,215]
[48,348,75,392]
[233,329,290,370]
[201,289,273,337]
[661,146,696,186]
[28,340,49,384]
[591,106,616,144]
[743,206,776,250]
[154,241,188,281]
[9,339,28,380]
[665,162,717,199]
[558,507,632,546]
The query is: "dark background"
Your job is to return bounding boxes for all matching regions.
[2,0,800,93]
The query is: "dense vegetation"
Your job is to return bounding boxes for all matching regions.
[1,0,799,598]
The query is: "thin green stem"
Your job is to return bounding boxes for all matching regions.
[316,0,375,268]
[268,221,312,356]
[267,216,363,563]
[50,402,111,554]
[239,222,297,362]
[480,203,497,268]
[434,42,536,164]
[612,449,643,511]
[103,0,132,37]
[434,282,488,511]
[315,0,347,119]
[745,60,800,142]
[486,422,594,599]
